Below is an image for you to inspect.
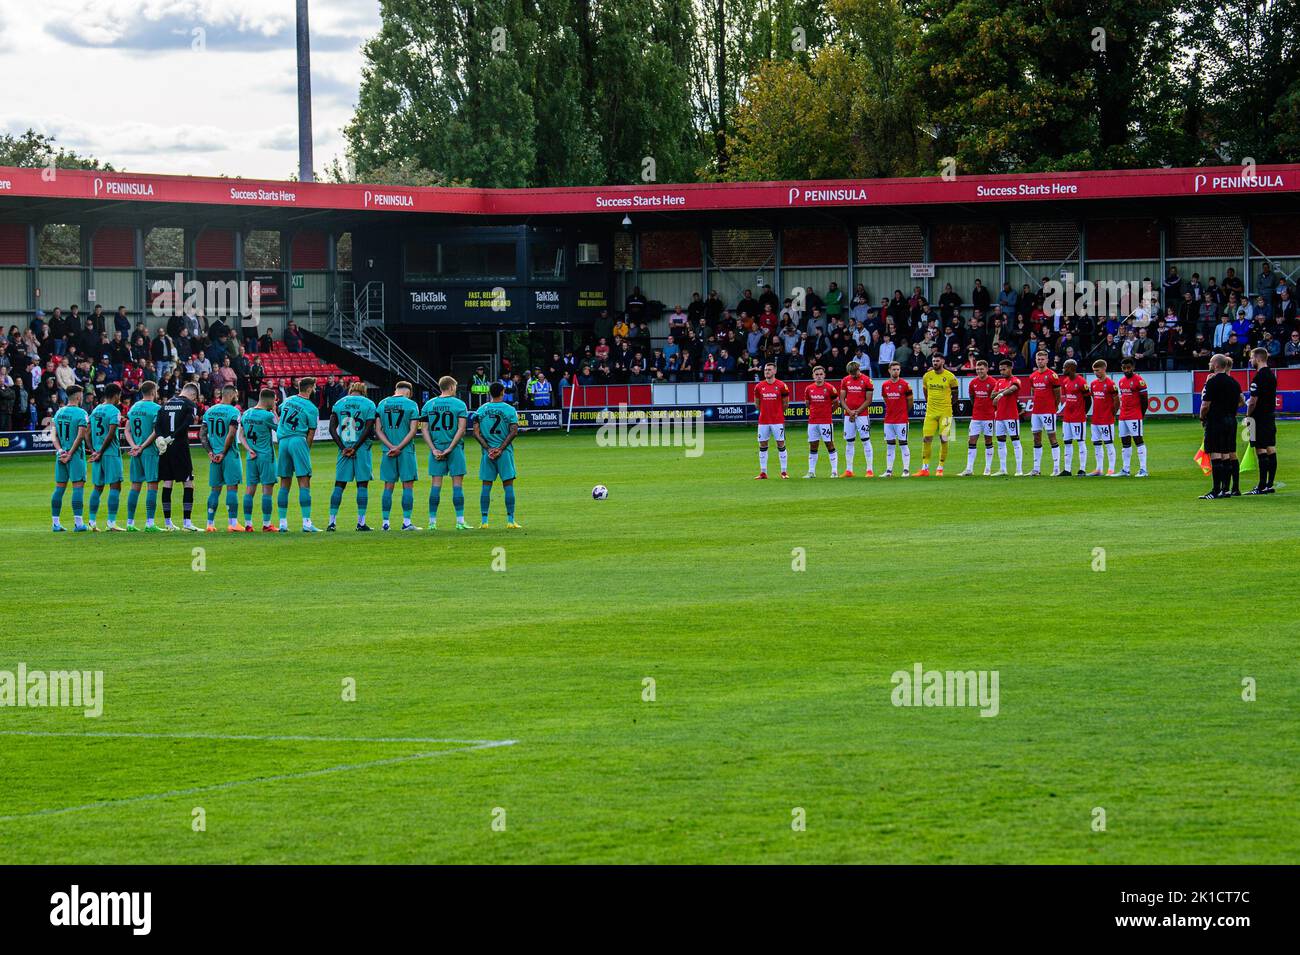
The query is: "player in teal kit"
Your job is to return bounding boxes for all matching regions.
[86,384,125,531]
[329,381,378,531]
[276,376,322,532]
[375,380,421,531]
[51,386,90,532]
[240,388,279,531]
[418,375,469,530]
[472,381,521,528]
[201,385,244,532]
[124,380,161,531]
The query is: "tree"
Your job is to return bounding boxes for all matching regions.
[0,129,112,170]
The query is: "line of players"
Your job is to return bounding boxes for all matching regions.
[751,350,1152,479]
[48,376,524,533]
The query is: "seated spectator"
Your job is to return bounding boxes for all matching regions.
[284,321,303,353]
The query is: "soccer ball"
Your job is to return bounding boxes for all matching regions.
[592,485,608,500]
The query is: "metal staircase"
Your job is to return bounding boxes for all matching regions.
[323,281,438,395]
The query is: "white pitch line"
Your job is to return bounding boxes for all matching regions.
[0,737,517,823]
[0,730,504,745]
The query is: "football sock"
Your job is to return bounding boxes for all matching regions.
[330,485,344,521]
[886,444,896,471]
[1106,444,1116,470]
[759,448,768,473]
[299,487,312,522]
[1095,444,1104,471]
[1137,444,1148,472]
[828,450,838,473]
[161,486,172,521]
[1033,446,1043,470]
[845,440,855,470]
[504,485,515,522]
[146,488,157,522]
[997,441,1007,471]
[381,487,393,521]
[51,485,65,519]
[939,441,949,464]
[966,447,977,470]
[1211,459,1225,494]
[1263,451,1277,487]
[225,488,238,521]
[206,488,220,522]
[1230,458,1240,493]
[182,485,193,522]
[401,487,413,520]
[1122,445,1132,471]
[1013,441,1023,471]
[864,440,873,472]
[901,446,911,470]
[89,487,101,522]
[777,448,788,472]
[277,486,290,522]
[1051,445,1061,471]
[922,444,932,467]
[984,445,994,471]
[808,451,818,474]
[480,485,492,521]
[127,487,140,522]
[71,485,83,519]
[261,491,273,522]
[243,491,254,522]
[356,486,368,523]
[108,488,120,523]
[1063,444,1073,471]
[429,486,441,519]
[452,486,464,519]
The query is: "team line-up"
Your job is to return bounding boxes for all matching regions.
[46,376,523,533]
[752,352,1153,479]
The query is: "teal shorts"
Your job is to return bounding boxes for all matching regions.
[276,437,312,478]
[92,453,124,486]
[335,445,374,483]
[55,453,87,484]
[129,448,160,484]
[208,453,243,487]
[428,444,467,478]
[380,449,418,484]
[478,448,517,482]
[245,450,276,486]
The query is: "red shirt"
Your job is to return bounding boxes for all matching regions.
[1117,373,1147,420]
[1029,368,1060,414]
[804,382,838,425]
[880,378,912,424]
[994,376,1021,421]
[1089,377,1118,421]
[1060,375,1088,423]
[838,374,873,414]
[754,379,789,425]
[969,375,997,420]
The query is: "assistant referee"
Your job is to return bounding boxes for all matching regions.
[1245,347,1278,494]
[1199,353,1243,499]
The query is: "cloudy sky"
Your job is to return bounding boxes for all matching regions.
[0,0,380,179]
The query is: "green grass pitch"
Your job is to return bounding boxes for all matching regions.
[1,419,1297,863]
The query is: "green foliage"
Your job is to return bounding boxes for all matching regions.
[0,129,113,171]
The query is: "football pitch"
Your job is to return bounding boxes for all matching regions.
[1,419,1297,864]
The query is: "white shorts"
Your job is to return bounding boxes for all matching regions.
[1090,423,1114,443]
[1061,421,1084,441]
[1031,413,1057,433]
[842,415,870,440]
[807,423,833,444]
[758,423,785,443]
[883,423,908,442]
[968,419,994,438]
[1118,419,1144,439]
[995,419,1020,438]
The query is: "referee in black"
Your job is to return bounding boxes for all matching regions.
[1199,353,1243,499]
[1245,346,1278,494]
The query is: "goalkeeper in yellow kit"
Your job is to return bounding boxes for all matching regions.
[917,353,960,476]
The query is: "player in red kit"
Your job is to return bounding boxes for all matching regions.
[991,358,1024,475]
[803,365,839,477]
[960,359,997,476]
[838,360,874,477]
[1028,349,1062,475]
[1057,359,1091,475]
[1115,357,1149,477]
[879,361,912,477]
[1087,359,1119,475]
[753,362,790,479]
